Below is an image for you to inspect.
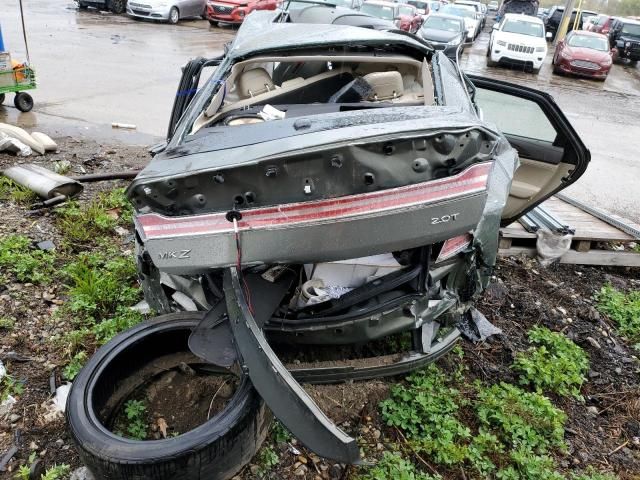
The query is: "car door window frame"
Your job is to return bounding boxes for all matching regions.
[466,74,590,225]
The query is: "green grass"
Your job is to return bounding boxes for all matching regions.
[255,446,279,477]
[597,283,640,344]
[40,464,71,480]
[381,364,471,466]
[63,249,140,319]
[0,235,56,284]
[513,327,589,399]
[0,177,38,204]
[62,351,88,381]
[55,187,133,246]
[0,316,15,330]
[475,382,567,455]
[378,355,574,479]
[1,373,24,402]
[357,452,441,480]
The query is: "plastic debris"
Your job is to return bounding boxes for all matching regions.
[258,104,286,121]
[130,300,151,315]
[111,122,137,129]
[0,131,32,156]
[52,383,72,414]
[536,228,573,267]
[457,308,502,342]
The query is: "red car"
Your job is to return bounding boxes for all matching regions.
[553,30,613,80]
[584,14,615,35]
[206,0,279,25]
[360,0,423,32]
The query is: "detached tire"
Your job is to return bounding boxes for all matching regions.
[66,313,270,480]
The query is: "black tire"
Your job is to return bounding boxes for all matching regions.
[168,6,179,24]
[66,313,270,480]
[78,2,89,9]
[108,0,126,14]
[14,92,33,112]
[0,93,5,105]
[209,19,218,26]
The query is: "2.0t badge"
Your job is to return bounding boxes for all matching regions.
[431,213,459,225]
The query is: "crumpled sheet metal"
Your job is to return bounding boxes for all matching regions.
[473,137,520,287]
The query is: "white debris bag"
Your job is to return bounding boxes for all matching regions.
[536,228,573,267]
[0,131,32,156]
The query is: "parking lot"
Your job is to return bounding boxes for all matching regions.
[2,0,640,222]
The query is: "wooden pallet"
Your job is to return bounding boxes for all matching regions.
[499,196,640,267]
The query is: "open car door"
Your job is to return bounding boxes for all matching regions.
[467,75,590,226]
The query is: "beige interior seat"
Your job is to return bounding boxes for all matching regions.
[237,68,275,99]
[362,71,404,101]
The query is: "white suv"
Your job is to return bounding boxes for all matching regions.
[487,14,548,73]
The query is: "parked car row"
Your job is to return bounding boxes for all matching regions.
[486,13,617,80]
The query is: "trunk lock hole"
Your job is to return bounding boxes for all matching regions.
[330,155,343,168]
[244,192,256,204]
[233,195,245,206]
[213,174,225,184]
[364,173,375,186]
[383,143,395,155]
[265,166,279,177]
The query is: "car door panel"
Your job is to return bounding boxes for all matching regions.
[467,74,590,225]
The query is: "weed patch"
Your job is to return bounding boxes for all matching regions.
[0,316,15,330]
[62,351,88,381]
[63,250,139,319]
[357,451,441,480]
[597,283,640,343]
[255,446,279,477]
[0,176,38,204]
[381,364,470,466]
[1,373,24,402]
[513,327,589,398]
[476,382,567,454]
[0,235,55,284]
[55,187,133,246]
[123,399,148,440]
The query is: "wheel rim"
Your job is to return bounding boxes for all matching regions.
[171,8,178,22]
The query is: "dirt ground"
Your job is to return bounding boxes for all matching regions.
[0,138,639,480]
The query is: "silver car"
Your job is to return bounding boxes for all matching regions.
[127,0,206,23]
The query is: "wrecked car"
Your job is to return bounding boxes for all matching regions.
[65,11,589,479]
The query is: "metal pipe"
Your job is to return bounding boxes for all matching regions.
[71,170,140,182]
[3,164,83,199]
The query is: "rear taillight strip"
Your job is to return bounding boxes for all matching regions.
[436,233,473,262]
[137,162,492,239]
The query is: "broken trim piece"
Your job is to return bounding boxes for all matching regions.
[224,268,361,464]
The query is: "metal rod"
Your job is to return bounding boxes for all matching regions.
[556,193,640,240]
[71,170,140,182]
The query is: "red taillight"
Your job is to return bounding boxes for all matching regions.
[436,234,472,262]
[136,162,491,240]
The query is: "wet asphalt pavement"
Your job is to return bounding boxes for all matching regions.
[1,1,639,221]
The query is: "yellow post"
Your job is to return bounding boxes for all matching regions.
[554,0,577,46]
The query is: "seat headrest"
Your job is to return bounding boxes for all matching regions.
[237,68,274,99]
[362,71,404,101]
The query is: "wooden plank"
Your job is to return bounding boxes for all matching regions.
[499,237,512,249]
[498,247,640,267]
[575,240,592,252]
